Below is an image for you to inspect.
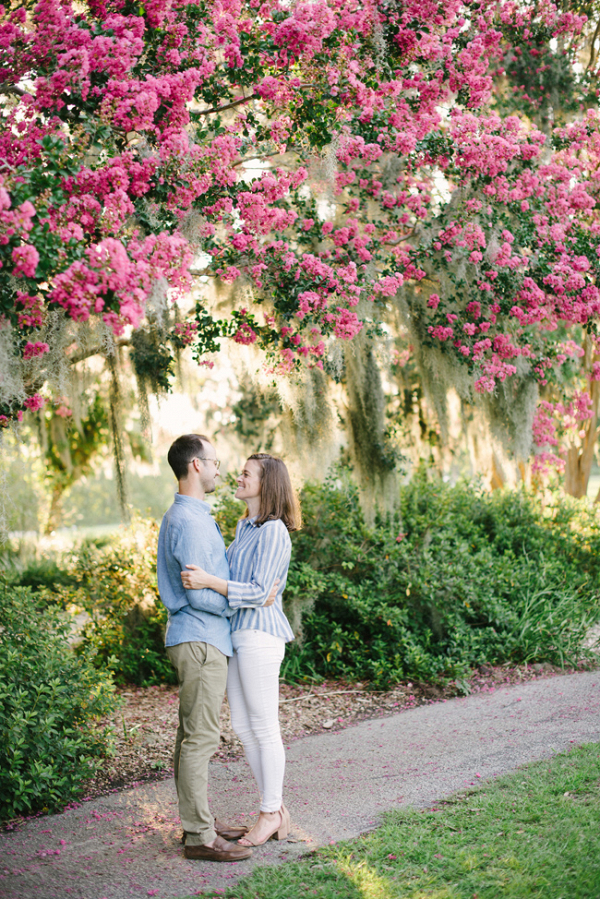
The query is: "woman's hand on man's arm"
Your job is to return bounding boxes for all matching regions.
[181,565,279,606]
[181,564,228,596]
[181,565,279,608]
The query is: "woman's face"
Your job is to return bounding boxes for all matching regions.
[235,459,262,502]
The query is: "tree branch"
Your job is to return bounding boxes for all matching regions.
[382,228,416,245]
[587,18,600,72]
[68,338,131,366]
[196,92,257,116]
[0,83,27,98]
[232,151,286,168]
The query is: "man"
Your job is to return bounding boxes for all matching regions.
[157,433,252,862]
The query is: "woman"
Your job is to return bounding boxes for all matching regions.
[181,453,300,847]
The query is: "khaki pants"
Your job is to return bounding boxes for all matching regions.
[166,641,228,846]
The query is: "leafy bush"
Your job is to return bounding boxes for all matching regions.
[284,470,600,686]
[55,521,176,686]
[9,557,77,592]
[0,583,117,822]
[212,474,246,544]
[0,544,77,594]
[6,472,599,693]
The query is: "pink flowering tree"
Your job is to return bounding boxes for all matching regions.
[3,0,600,494]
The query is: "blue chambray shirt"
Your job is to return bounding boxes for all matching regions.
[157,493,234,657]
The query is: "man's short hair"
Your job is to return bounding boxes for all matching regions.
[167,434,211,480]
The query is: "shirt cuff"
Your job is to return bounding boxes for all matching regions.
[227,580,258,608]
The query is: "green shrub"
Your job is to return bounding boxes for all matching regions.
[6,471,599,693]
[0,544,76,594]
[212,474,246,544]
[284,470,600,686]
[11,557,77,592]
[57,520,176,686]
[0,583,117,822]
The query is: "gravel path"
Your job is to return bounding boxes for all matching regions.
[1,669,599,899]
[84,662,568,800]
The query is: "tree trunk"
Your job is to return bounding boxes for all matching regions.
[564,349,600,499]
[490,451,506,491]
[44,480,65,535]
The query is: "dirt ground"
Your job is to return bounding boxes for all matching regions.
[82,661,577,802]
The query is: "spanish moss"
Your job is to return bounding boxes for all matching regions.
[106,352,130,523]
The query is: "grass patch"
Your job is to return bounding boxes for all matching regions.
[185,742,600,899]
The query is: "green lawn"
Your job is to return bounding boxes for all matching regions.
[183,742,600,899]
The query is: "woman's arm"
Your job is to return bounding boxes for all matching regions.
[181,564,279,605]
[181,565,228,596]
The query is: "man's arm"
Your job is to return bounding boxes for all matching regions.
[169,521,232,617]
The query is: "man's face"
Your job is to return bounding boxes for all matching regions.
[197,442,220,494]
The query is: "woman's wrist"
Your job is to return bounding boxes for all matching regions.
[206,574,228,597]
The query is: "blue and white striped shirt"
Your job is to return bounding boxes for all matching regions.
[226,517,295,642]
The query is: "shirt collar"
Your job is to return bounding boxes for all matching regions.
[174,493,211,515]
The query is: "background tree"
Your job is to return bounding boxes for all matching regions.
[41,391,109,534]
[3,0,600,501]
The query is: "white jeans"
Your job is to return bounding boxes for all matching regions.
[227,629,286,813]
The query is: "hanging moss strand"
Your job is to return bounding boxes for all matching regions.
[107,352,130,523]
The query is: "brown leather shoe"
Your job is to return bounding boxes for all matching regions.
[181,821,249,844]
[215,821,249,841]
[184,836,252,862]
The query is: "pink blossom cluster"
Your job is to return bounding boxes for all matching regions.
[233,323,258,345]
[23,394,45,412]
[0,190,35,240]
[16,293,45,330]
[420,103,600,395]
[49,233,191,336]
[22,341,50,360]
[326,308,363,340]
[531,391,595,474]
[12,244,39,279]
[172,321,199,346]
[54,402,73,418]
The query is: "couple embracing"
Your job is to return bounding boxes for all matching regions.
[157,434,300,863]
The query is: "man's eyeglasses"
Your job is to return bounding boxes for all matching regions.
[197,457,220,470]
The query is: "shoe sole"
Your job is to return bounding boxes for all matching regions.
[184,849,252,862]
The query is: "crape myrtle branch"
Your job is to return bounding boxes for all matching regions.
[196,93,259,117]
[0,83,27,97]
[67,338,132,367]
[232,152,284,169]
[586,18,600,71]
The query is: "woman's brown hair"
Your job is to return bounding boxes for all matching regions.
[245,453,301,531]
